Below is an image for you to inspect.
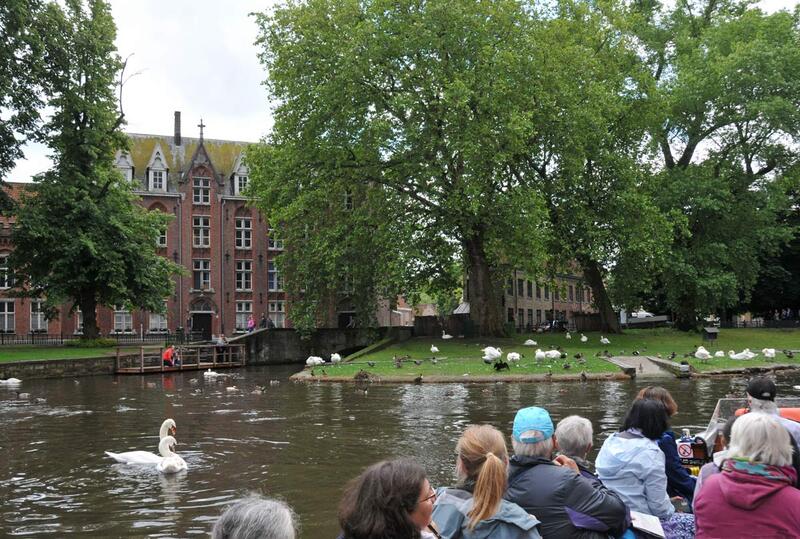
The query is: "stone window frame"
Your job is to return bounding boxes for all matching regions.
[235,259,253,291]
[235,218,252,249]
[193,177,211,205]
[235,301,252,333]
[193,259,211,290]
[0,299,15,333]
[193,215,211,248]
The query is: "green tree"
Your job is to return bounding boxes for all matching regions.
[633,1,800,329]
[251,0,548,335]
[9,0,180,339]
[0,0,49,211]
[522,1,672,333]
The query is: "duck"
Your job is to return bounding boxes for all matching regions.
[156,436,188,474]
[442,331,453,340]
[105,419,178,465]
[367,361,376,367]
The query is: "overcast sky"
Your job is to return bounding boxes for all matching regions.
[8,0,799,182]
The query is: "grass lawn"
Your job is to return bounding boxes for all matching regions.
[316,328,800,379]
[0,345,145,363]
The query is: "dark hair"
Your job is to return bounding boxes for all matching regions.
[622,399,669,440]
[636,386,678,416]
[338,459,425,539]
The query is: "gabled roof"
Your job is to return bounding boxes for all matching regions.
[125,133,253,182]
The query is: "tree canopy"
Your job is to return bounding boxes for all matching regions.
[9,0,180,339]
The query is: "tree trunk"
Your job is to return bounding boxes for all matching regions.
[580,258,621,334]
[464,235,505,337]
[675,297,698,331]
[80,291,99,340]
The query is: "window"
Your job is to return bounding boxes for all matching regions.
[150,169,165,191]
[554,287,560,301]
[0,300,14,333]
[267,228,283,250]
[193,177,210,204]
[517,308,524,327]
[506,279,513,296]
[30,300,48,332]
[157,226,167,248]
[536,309,542,324]
[268,261,283,291]
[269,300,286,328]
[193,259,211,290]
[577,286,584,303]
[193,216,210,247]
[236,175,248,195]
[536,283,541,299]
[114,306,132,333]
[236,260,252,291]
[235,218,252,249]
[527,309,533,327]
[569,285,574,301]
[343,191,354,210]
[149,303,168,333]
[0,254,12,289]
[517,279,524,298]
[527,281,533,298]
[507,308,514,323]
[235,301,252,332]
[73,308,83,335]
[544,285,549,300]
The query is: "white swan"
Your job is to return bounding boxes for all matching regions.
[544,349,562,360]
[762,348,776,359]
[694,346,712,361]
[105,419,177,465]
[600,336,610,345]
[534,349,546,362]
[0,377,22,385]
[331,353,342,364]
[523,339,537,346]
[156,435,188,474]
[203,369,221,378]
[565,332,572,340]
[430,345,440,354]
[507,352,521,363]
[306,356,324,366]
[714,350,725,358]
[442,331,453,340]
[481,346,502,361]
[580,334,588,343]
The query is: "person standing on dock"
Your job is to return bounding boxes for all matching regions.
[162,345,176,367]
[247,314,256,333]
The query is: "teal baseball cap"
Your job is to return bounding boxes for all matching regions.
[512,406,554,443]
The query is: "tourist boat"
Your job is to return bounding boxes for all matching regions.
[677,397,800,474]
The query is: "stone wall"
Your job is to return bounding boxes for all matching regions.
[236,326,414,365]
[0,356,116,380]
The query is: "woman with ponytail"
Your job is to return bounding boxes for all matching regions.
[432,425,542,539]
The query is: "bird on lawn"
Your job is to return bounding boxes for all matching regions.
[566,332,572,340]
[414,360,423,366]
[524,339,537,346]
[580,334,588,343]
[442,331,453,340]
[367,361,376,367]
[600,336,610,345]
[430,345,440,354]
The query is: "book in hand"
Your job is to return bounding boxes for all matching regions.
[630,510,665,538]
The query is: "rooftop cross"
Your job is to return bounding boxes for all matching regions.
[197,118,206,141]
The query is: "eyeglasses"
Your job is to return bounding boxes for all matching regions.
[418,486,436,505]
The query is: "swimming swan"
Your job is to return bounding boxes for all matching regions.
[105,419,177,465]
[156,435,188,474]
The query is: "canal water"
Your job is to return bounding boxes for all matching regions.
[2,367,800,537]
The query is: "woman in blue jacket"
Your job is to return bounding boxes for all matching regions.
[636,386,696,507]
[432,424,542,539]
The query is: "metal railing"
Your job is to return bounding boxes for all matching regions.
[0,332,175,346]
[719,319,800,329]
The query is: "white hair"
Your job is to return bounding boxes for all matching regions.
[555,415,593,458]
[749,398,779,415]
[512,431,554,458]
[212,494,297,539]
[726,413,793,468]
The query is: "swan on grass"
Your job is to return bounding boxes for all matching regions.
[694,346,712,361]
[441,331,453,340]
[156,436,188,474]
[600,336,610,345]
[330,353,342,364]
[105,419,177,465]
[580,334,588,343]
[534,349,546,363]
[481,347,502,361]
[523,339,537,346]
[430,345,440,354]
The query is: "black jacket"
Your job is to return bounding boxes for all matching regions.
[505,455,630,539]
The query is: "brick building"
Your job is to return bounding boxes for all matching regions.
[1,113,289,340]
[502,271,596,331]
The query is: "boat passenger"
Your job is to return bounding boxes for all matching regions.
[694,413,800,538]
[746,376,800,485]
[432,424,542,539]
[554,415,600,485]
[337,458,440,539]
[636,386,697,506]
[505,407,629,539]
[211,493,297,539]
[596,399,695,538]
[692,415,737,509]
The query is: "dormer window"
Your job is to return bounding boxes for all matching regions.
[146,144,169,192]
[236,175,248,195]
[115,151,134,182]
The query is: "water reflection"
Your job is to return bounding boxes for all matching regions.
[1,367,799,537]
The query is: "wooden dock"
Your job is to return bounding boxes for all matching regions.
[114,344,246,374]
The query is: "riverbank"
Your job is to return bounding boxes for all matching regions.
[290,369,631,383]
[0,345,143,363]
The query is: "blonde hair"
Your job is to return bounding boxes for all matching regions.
[456,425,508,530]
[727,412,793,467]
[636,386,678,416]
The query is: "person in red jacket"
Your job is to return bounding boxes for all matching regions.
[162,345,176,366]
[694,412,800,538]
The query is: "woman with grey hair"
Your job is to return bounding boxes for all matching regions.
[554,415,597,482]
[212,494,297,539]
[694,413,800,538]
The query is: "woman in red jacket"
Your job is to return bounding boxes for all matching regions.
[694,412,800,538]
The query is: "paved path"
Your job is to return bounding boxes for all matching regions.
[615,355,671,377]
